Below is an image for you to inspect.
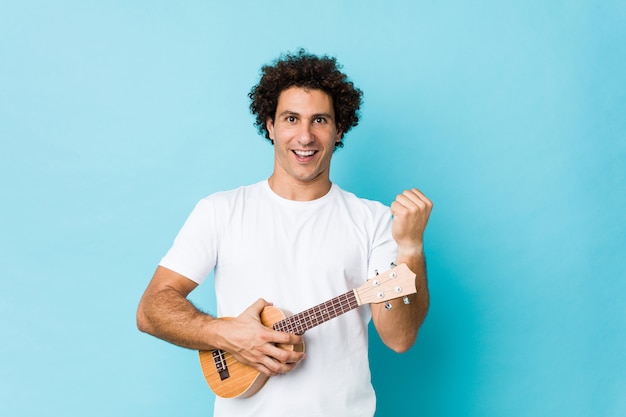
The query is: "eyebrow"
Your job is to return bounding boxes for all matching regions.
[277,110,335,120]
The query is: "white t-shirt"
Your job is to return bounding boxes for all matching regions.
[160,180,397,417]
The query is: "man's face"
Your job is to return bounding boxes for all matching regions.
[266,87,342,187]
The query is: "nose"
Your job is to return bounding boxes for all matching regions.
[297,123,314,145]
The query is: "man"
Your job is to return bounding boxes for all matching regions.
[137,49,432,417]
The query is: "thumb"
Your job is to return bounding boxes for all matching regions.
[248,298,273,315]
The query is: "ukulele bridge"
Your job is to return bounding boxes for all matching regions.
[212,349,230,381]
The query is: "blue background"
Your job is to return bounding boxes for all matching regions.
[1,1,624,416]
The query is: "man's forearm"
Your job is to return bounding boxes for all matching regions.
[373,247,429,352]
[137,286,218,351]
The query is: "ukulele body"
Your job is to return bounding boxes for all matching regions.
[198,306,305,399]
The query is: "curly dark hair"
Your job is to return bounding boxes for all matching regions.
[249,49,363,148]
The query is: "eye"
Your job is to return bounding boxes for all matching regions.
[314,117,326,124]
[286,116,297,123]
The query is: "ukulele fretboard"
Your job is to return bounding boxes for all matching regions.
[272,290,358,335]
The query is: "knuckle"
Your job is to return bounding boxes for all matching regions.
[259,328,276,342]
[262,361,278,375]
[275,350,289,363]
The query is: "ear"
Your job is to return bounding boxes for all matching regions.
[336,125,343,144]
[266,117,275,140]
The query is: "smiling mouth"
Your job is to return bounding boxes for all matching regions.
[293,150,316,157]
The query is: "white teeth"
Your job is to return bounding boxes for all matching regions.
[294,150,315,156]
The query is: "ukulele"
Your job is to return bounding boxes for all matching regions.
[198,263,417,399]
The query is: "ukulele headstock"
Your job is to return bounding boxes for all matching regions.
[354,263,417,305]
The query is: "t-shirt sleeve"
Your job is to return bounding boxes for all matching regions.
[159,198,220,284]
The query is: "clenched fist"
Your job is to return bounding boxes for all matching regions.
[390,188,433,254]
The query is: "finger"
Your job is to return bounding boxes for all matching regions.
[266,344,304,364]
[398,188,431,208]
[256,356,301,377]
[390,198,421,217]
[257,359,296,377]
[408,188,433,210]
[255,361,278,377]
[405,187,430,202]
[253,328,304,356]
[268,330,303,346]
[393,195,432,220]
[232,345,296,377]
[251,298,273,311]
[259,330,304,360]
[240,299,273,323]
[245,346,301,376]
[263,348,305,374]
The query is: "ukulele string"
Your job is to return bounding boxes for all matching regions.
[217,348,297,362]
[210,290,362,365]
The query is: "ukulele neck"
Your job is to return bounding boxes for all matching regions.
[272,290,358,335]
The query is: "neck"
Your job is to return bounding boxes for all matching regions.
[267,174,332,201]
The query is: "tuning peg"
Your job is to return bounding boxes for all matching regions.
[374,269,379,275]
[390,262,397,268]
[403,296,410,305]
[385,302,392,310]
